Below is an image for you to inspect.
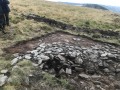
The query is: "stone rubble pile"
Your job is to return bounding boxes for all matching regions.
[1,41,120,89]
[11,42,120,79]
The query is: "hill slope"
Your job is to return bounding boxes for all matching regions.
[63,2,120,13]
[11,0,120,30]
[81,4,120,13]
[0,0,120,90]
[81,4,108,10]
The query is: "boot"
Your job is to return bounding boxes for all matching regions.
[2,25,7,34]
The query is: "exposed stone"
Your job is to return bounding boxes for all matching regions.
[79,74,90,79]
[75,57,83,64]
[101,53,108,57]
[24,54,32,60]
[0,75,8,86]
[57,55,66,62]
[91,75,101,79]
[107,53,116,59]
[104,68,110,73]
[18,56,23,60]
[116,69,120,73]
[1,70,8,74]
[93,81,102,85]
[39,54,50,61]
[69,51,77,58]
[11,58,19,65]
[56,48,63,53]
[74,67,84,72]
[10,41,120,89]
[66,68,72,74]
[114,81,120,89]
[39,43,46,48]
[38,59,43,65]
[31,50,39,56]
[32,63,39,67]
[44,51,52,54]
[90,86,95,90]
[96,85,105,90]
[73,38,81,41]
[59,69,65,74]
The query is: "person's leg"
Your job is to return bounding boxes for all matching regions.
[0,15,6,34]
[2,25,6,34]
[5,13,9,26]
[2,17,6,34]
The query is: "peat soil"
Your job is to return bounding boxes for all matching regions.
[26,14,120,37]
[4,31,118,54]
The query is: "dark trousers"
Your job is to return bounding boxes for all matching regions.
[4,13,9,26]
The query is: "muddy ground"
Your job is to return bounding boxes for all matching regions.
[4,31,116,54]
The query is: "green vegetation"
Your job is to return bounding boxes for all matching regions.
[4,60,34,89]
[42,73,69,88]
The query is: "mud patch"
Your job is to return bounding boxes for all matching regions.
[26,14,120,37]
[3,31,111,54]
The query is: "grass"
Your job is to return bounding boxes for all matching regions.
[0,0,119,89]
[10,0,120,30]
[4,60,34,89]
[29,72,72,90]
[0,57,11,71]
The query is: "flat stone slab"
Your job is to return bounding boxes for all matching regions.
[0,75,8,86]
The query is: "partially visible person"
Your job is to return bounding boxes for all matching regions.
[0,1,6,33]
[0,0,10,26]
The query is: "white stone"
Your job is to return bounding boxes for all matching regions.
[56,48,63,53]
[64,39,69,42]
[79,74,90,79]
[44,51,52,54]
[66,68,72,74]
[39,54,50,61]
[38,59,43,65]
[31,50,39,56]
[75,58,83,64]
[1,70,8,74]
[11,58,19,65]
[18,56,23,60]
[91,75,101,79]
[39,43,46,48]
[0,75,8,86]
[25,54,31,60]
[101,52,108,57]
[73,38,81,41]
[36,47,42,50]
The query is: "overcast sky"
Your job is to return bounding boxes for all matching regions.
[46,0,120,6]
